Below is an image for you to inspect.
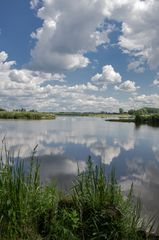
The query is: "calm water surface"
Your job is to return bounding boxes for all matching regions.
[0,117,159,217]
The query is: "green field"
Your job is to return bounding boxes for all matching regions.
[56,112,130,118]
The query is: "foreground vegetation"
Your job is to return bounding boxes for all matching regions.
[0,111,55,120]
[0,145,157,240]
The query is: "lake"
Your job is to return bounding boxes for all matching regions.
[0,116,159,218]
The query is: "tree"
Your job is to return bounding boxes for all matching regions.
[119,108,124,114]
[128,109,135,115]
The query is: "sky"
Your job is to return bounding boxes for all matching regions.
[0,0,159,112]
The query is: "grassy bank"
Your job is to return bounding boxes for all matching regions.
[0,146,157,240]
[0,111,55,120]
[135,114,159,126]
[56,112,129,118]
[105,114,159,127]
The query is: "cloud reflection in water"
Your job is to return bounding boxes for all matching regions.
[0,117,159,216]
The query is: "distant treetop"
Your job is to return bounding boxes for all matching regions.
[128,107,159,115]
[0,108,6,112]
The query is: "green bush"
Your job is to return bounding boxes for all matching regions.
[135,114,159,126]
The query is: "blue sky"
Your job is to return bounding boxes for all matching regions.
[0,0,159,112]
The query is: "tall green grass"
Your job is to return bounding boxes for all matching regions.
[0,111,55,120]
[0,146,156,239]
[0,144,57,239]
[72,158,144,240]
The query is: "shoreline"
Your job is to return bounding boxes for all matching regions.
[0,111,55,120]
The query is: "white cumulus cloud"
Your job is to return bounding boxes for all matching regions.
[115,80,140,92]
[0,51,16,71]
[103,0,159,70]
[153,79,159,87]
[129,94,159,108]
[127,60,145,73]
[30,0,39,9]
[0,51,121,111]
[153,73,159,87]
[91,65,122,89]
[29,0,159,72]
[29,0,113,72]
